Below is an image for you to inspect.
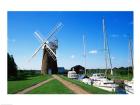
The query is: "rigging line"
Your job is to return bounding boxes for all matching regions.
[103,17,113,76]
[83,34,87,75]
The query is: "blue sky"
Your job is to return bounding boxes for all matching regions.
[8,11,133,70]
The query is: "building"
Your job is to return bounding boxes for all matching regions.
[71,65,85,74]
[58,67,65,74]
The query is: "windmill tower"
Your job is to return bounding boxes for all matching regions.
[29,22,63,75]
[102,17,113,76]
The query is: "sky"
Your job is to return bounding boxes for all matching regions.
[8,11,133,70]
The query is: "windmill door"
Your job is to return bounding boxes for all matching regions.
[48,68,52,74]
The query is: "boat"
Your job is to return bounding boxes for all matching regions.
[67,71,78,79]
[124,38,134,94]
[124,79,134,94]
[78,75,92,85]
[89,18,117,92]
[90,73,117,92]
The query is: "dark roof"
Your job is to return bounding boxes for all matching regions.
[71,65,85,70]
[71,65,85,74]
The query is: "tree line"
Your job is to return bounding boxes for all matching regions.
[86,67,133,76]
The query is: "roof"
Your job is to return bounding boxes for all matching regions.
[71,65,85,70]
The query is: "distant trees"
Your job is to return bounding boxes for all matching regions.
[8,53,17,80]
[8,53,42,80]
[113,66,133,76]
[86,66,133,76]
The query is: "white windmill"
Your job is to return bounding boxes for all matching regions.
[29,22,63,75]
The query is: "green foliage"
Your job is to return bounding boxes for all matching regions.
[28,79,74,94]
[15,70,41,80]
[8,53,18,80]
[60,75,114,94]
[86,66,133,80]
[8,75,52,94]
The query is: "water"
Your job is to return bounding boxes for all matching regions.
[115,87,127,94]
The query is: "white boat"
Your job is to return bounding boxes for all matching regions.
[90,73,106,80]
[89,18,117,92]
[124,79,134,94]
[67,71,78,79]
[90,73,117,92]
[82,78,92,85]
[124,38,134,94]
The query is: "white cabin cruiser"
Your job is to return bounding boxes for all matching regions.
[90,73,117,92]
[90,18,117,92]
[67,71,78,79]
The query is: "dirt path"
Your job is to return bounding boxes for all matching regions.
[17,78,55,94]
[52,75,90,94]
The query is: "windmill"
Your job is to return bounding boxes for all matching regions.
[102,17,113,76]
[29,22,63,75]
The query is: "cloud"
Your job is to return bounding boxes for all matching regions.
[70,55,75,59]
[111,56,115,60]
[111,34,119,38]
[123,34,129,38]
[89,50,98,54]
[9,39,16,43]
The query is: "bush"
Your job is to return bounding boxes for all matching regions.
[8,53,18,80]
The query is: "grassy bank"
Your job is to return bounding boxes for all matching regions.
[28,79,74,94]
[8,75,52,94]
[59,75,114,94]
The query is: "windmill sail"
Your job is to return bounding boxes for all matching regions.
[34,31,44,42]
[46,22,63,41]
[45,43,57,61]
[28,43,44,62]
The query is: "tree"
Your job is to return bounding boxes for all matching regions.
[8,53,17,80]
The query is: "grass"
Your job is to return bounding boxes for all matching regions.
[28,79,74,94]
[59,75,115,94]
[8,75,52,94]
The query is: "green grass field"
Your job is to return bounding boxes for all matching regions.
[28,79,74,94]
[59,75,115,94]
[8,75,52,94]
[8,74,115,94]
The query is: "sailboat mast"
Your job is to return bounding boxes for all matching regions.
[128,37,134,70]
[102,17,113,76]
[107,45,113,75]
[103,18,108,76]
[83,35,86,75]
